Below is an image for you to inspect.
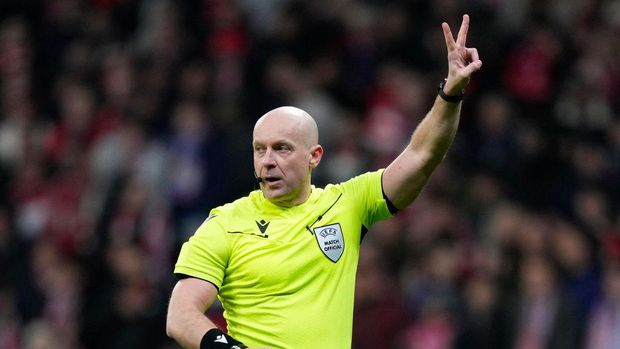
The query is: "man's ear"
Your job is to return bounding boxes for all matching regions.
[309,145,323,169]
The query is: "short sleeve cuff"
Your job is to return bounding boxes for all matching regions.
[173,265,223,289]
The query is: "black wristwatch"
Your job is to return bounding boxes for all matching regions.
[438,79,464,103]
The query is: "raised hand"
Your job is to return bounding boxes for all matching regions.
[441,14,483,95]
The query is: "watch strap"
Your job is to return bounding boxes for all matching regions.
[438,79,464,103]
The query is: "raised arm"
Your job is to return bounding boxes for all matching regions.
[383,14,482,209]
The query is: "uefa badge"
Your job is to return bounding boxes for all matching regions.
[313,223,345,262]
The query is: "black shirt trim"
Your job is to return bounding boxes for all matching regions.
[174,273,220,292]
[380,171,399,215]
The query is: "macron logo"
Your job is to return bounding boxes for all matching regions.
[215,335,228,344]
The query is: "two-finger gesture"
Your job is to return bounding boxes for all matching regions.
[441,14,483,95]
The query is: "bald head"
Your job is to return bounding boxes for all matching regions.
[254,106,318,148]
[252,106,323,206]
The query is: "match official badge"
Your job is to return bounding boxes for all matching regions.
[313,223,345,262]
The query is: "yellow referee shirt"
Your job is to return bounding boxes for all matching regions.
[174,170,393,349]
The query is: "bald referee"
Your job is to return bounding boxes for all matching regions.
[166,15,482,349]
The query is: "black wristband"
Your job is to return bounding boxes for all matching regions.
[438,79,464,103]
[200,328,247,349]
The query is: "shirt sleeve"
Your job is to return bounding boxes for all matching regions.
[339,169,393,228]
[174,214,230,289]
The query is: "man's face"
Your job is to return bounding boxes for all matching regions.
[252,113,320,206]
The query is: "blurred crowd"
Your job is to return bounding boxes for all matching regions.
[0,0,619,348]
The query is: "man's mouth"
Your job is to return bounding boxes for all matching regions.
[264,176,281,183]
[261,176,284,187]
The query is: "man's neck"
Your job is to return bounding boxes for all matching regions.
[268,187,312,208]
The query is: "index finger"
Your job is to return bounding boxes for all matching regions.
[456,14,470,46]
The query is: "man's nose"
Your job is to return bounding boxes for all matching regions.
[261,149,277,167]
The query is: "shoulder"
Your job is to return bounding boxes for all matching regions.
[207,191,260,224]
[328,169,385,192]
